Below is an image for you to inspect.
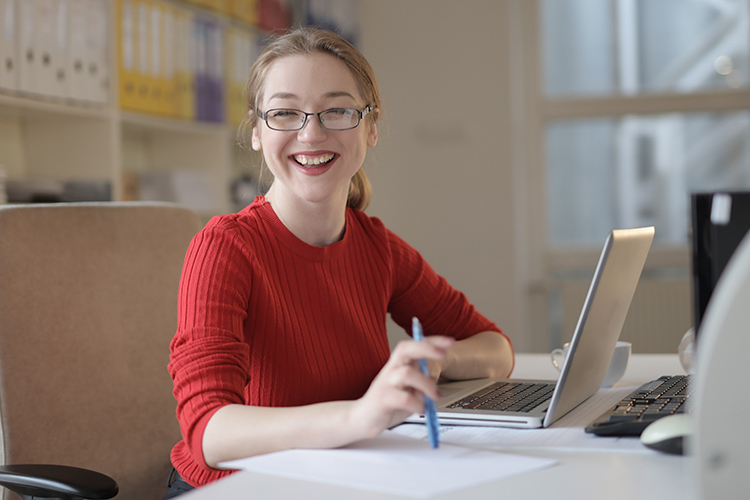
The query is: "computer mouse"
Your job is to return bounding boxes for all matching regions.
[640,414,692,455]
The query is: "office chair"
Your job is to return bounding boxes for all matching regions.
[0,202,202,500]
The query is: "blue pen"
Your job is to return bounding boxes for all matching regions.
[411,317,441,449]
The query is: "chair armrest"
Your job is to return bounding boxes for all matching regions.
[0,464,118,500]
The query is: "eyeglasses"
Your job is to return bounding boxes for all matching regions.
[257,106,373,131]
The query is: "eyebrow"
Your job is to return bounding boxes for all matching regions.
[268,91,357,102]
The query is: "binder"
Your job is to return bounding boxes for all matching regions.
[35,0,57,97]
[0,0,18,91]
[224,26,239,125]
[86,0,109,104]
[18,0,38,95]
[117,0,137,109]
[193,16,209,121]
[68,0,88,101]
[51,0,70,99]
[162,2,176,116]
[174,6,195,119]
[195,17,225,122]
[135,0,152,112]
[207,20,225,122]
[224,26,239,126]
[149,0,165,114]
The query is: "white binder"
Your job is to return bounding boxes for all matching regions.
[35,0,58,97]
[18,0,38,95]
[86,0,109,103]
[51,0,70,99]
[0,0,19,91]
[67,0,87,101]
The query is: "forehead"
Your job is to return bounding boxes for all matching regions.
[261,52,363,105]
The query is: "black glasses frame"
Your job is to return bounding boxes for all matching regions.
[257,105,373,131]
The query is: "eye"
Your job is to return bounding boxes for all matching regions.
[269,109,301,119]
[324,108,352,119]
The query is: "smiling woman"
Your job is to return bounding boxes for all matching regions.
[164,28,514,498]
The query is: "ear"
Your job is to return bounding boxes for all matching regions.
[367,121,378,148]
[251,126,262,151]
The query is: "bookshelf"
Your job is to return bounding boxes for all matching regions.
[0,0,276,221]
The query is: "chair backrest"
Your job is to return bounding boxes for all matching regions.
[0,202,201,500]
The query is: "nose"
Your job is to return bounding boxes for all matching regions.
[297,114,327,143]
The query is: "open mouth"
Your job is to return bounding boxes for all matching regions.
[292,153,336,167]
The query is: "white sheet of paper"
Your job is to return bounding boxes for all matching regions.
[219,431,557,499]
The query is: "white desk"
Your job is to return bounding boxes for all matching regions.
[182,354,694,500]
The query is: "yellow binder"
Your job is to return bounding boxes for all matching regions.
[117,0,140,110]
[149,0,167,115]
[134,0,153,112]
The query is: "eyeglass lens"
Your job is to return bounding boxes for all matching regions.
[265,109,362,131]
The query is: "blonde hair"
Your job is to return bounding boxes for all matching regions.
[240,28,381,211]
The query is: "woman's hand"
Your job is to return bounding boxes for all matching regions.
[348,336,454,439]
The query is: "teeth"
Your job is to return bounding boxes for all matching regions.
[295,153,334,166]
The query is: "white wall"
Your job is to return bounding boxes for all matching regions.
[358,1,532,351]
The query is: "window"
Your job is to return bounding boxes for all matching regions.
[542,0,750,246]
[523,0,750,351]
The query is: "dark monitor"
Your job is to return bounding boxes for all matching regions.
[691,191,750,338]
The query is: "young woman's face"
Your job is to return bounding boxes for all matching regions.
[252,52,378,207]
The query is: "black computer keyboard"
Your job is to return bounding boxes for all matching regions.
[447,382,556,412]
[585,375,694,436]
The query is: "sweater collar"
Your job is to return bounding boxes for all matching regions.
[253,195,349,261]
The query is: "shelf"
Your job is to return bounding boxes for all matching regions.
[120,110,230,137]
[0,92,111,121]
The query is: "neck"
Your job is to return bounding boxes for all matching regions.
[265,187,348,247]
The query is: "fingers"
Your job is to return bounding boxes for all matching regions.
[380,384,426,416]
[382,337,454,400]
[386,363,441,401]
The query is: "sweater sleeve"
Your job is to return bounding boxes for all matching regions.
[168,223,254,472]
[386,229,510,347]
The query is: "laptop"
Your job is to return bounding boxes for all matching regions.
[407,226,655,429]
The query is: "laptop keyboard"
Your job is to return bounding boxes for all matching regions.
[447,382,556,412]
[586,375,694,436]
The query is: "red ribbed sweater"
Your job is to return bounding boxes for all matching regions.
[168,196,509,487]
